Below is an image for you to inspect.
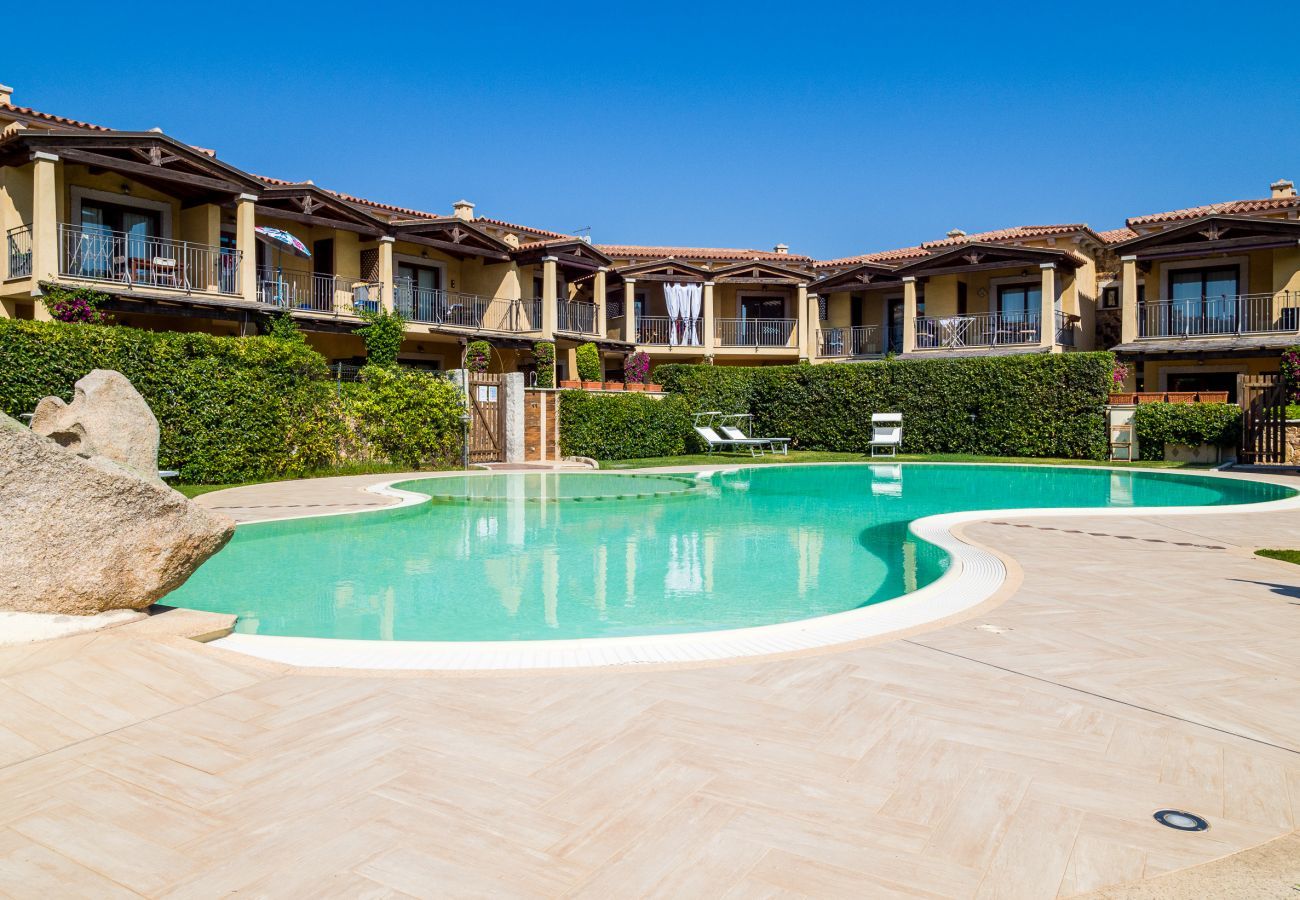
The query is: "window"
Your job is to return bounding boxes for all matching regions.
[1102,286,1119,309]
[1169,265,1238,327]
[395,262,443,319]
[740,296,785,319]
[77,201,161,279]
[997,283,1041,321]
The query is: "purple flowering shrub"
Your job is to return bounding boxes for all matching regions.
[624,351,651,384]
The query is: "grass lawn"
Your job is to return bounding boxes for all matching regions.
[1255,549,1300,566]
[598,451,1206,470]
[173,461,442,499]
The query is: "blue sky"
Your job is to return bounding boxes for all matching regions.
[7,2,1297,259]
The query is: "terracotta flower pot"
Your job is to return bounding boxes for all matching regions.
[644,383,663,393]
[582,381,603,391]
[625,383,645,392]
[604,382,624,391]
[560,380,582,389]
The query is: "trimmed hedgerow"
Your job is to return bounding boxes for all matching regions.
[558,390,692,460]
[0,319,467,483]
[655,352,1114,459]
[1133,402,1241,461]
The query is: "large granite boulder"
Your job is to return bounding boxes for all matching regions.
[0,413,234,615]
[30,369,162,483]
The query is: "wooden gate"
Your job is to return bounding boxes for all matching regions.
[467,373,505,463]
[1237,372,1287,465]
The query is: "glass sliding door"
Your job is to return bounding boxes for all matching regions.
[1170,266,1238,333]
[395,263,442,322]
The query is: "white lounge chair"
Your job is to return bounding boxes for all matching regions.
[692,412,770,457]
[719,414,789,456]
[870,413,903,457]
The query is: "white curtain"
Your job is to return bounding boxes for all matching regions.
[665,283,680,346]
[688,283,703,345]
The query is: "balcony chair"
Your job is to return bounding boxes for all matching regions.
[869,413,903,457]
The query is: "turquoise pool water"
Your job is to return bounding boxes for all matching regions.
[165,465,1291,642]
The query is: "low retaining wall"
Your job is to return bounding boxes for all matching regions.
[1287,422,1300,465]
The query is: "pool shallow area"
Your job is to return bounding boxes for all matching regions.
[167,464,1293,646]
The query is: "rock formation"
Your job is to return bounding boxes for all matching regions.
[30,369,163,483]
[0,411,234,616]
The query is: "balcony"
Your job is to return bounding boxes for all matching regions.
[557,299,598,335]
[395,282,542,334]
[1138,292,1300,338]
[6,225,32,279]
[817,325,883,358]
[58,223,241,295]
[717,317,797,348]
[914,312,1042,350]
[258,267,381,315]
[635,315,706,346]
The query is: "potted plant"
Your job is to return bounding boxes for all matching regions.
[624,351,650,392]
[560,380,582,389]
[603,380,624,391]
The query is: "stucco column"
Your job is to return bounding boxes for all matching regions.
[378,236,395,312]
[902,276,918,353]
[702,281,715,353]
[1120,255,1139,343]
[593,267,607,337]
[796,283,811,359]
[808,292,821,360]
[541,255,558,339]
[623,278,637,343]
[29,152,59,320]
[563,345,578,383]
[1040,263,1057,348]
[235,193,258,305]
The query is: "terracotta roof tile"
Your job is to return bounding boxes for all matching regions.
[1126,196,1300,226]
[814,246,928,268]
[0,103,113,132]
[598,245,814,263]
[1098,226,1138,243]
[475,217,572,240]
[919,224,1087,249]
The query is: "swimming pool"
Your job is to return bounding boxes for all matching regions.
[167,464,1291,645]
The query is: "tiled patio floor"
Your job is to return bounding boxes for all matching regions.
[1,469,1298,897]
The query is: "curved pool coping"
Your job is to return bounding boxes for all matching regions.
[207,464,1300,671]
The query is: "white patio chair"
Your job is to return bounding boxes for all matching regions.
[870,413,903,457]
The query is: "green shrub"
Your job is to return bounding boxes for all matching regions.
[559,391,692,460]
[656,352,1113,459]
[576,342,601,382]
[0,319,337,483]
[1133,402,1241,461]
[534,341,555,388]
[39,282,109,324]
[356,307,406,366]
[349,365,465,468]
[465,340,492,373]
[1281,346,1300,403]
[267,310,306,344]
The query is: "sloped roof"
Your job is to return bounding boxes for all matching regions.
[1127,196,1300,226]
[598,245,814,263]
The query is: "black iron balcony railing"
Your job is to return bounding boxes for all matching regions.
[1138,292,1300,338]
[914,312,1042,350]
[395,281,542,334]
[257,267,381,314]
[717,317,797,348]
[816,324,883,357]
[59,223,241,295]
[6,224,32,279]
[557,299,598,334]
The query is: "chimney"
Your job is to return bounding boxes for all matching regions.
[773,243,789,254]
[0,84,13,106]
[1271,179,1295,199]
[452,199,475,221]
[946,228,967,239]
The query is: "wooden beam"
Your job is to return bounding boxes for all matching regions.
[57,148,248,194]
[396,233,511,261]
[1134,236,1300,260]
[257,206,384,237]
[900,258,1074,279]
[715,276,802,285]
[619,272,706,283]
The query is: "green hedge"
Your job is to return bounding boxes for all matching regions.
[655,352,1114,459]
[558,391,692,460]
[1133,402,1241,461]
[0,320,466,483]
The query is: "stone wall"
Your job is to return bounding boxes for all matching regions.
[524,390,561,462]
[1287,422,1300,465]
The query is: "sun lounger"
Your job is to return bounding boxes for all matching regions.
[718,414,789,455]
[870,413,903,457]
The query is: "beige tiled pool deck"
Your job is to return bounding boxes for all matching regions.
[2,466,1299,898]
